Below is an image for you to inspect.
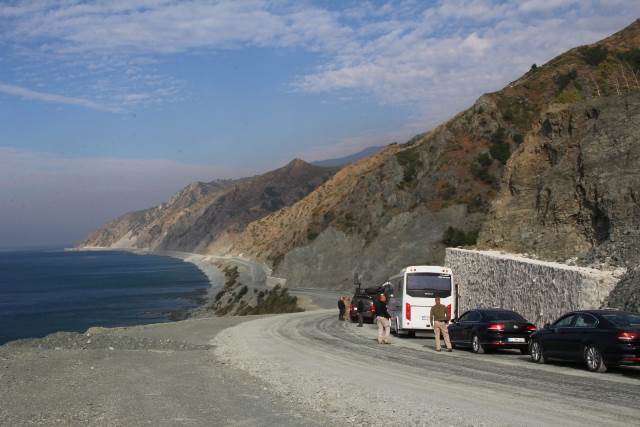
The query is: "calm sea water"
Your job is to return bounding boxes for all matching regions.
[0,250,210,345]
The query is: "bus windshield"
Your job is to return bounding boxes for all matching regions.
[406,273,451,298]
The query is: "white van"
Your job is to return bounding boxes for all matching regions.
[387,266,456,336]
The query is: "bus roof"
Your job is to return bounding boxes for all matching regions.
[401,265,451,275]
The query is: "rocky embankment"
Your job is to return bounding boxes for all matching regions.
[446,248,626,325]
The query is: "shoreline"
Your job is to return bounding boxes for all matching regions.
[1,247,228,346]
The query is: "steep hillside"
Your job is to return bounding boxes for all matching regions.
[80,160,336,251]
[228,20,640,290]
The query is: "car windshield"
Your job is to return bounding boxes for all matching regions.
[483,311,525,321]
[406,273,451,298]
[602,313,640,328]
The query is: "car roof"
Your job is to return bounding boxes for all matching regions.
[570,309,638,315]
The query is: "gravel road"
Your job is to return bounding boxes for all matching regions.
[3,290,639,427]
[0,316,332,427]
[214,309,640,427]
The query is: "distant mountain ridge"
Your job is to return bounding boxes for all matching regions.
[80,159,337,252]
[311,146,385,167]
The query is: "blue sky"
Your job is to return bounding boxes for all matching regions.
[1,0,639,248]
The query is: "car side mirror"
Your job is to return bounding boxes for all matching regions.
[544,323,551,329]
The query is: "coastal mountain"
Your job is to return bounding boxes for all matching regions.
[80,159,337,252]
[82,20,640,308]
[311,145,386,168]
[227,20,640,293]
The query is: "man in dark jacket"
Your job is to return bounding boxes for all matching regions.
[356,298,365,327]
[374,294,391,344]
[338,297,346,321]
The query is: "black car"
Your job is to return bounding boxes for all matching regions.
[448,309,537,354]
[529,310,640,372]
[349,287,379,323]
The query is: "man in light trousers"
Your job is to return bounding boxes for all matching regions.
[430,296,452,352]
[374,294,391,344]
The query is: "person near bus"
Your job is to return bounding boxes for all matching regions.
[430,297,452,352]
[356,298,365,327]
[374,294,391,344]
[338,297,346,321]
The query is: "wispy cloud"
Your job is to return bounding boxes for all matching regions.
[0,81,118,112]
[1,0,639,121]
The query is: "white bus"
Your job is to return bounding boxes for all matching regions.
[386,265,457,337]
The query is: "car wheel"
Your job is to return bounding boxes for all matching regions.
[471,334,485,354]
[584,344,607,373]
[530,340,546,364]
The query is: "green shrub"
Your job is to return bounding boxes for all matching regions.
[396,147,423,186]
[491,127,507,145]
[490,141,511,164]
[581,45,608,66]
[512,133,524,145]
[442,227,479,246]
[496,96,537,130]
[471,163,497,185]
[530,63,538,72]
[244,285,303,315]
[556,69,577,92]
[618,48,640,70]
[554,87,582,104]
[477,152,492,167]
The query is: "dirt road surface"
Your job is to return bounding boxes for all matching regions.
[214,309,640,427]
[3,290,639,426]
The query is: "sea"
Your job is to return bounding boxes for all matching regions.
[0,249,211,345]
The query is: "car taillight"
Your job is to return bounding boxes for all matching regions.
[618,331,639,341]
[487,323,505,332]
[370,302,376,314]
[526,324,537,332]
[405,303,411,321]
[447,304,451,320]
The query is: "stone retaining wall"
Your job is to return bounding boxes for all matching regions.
[445,248,623,326]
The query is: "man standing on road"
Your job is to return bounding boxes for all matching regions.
[338,297,346,321]
[356,298,365,327]
[430,297,452,352]
[374,294,391,344]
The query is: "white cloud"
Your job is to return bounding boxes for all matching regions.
[0,81,118,112]
[1,1,639,123]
